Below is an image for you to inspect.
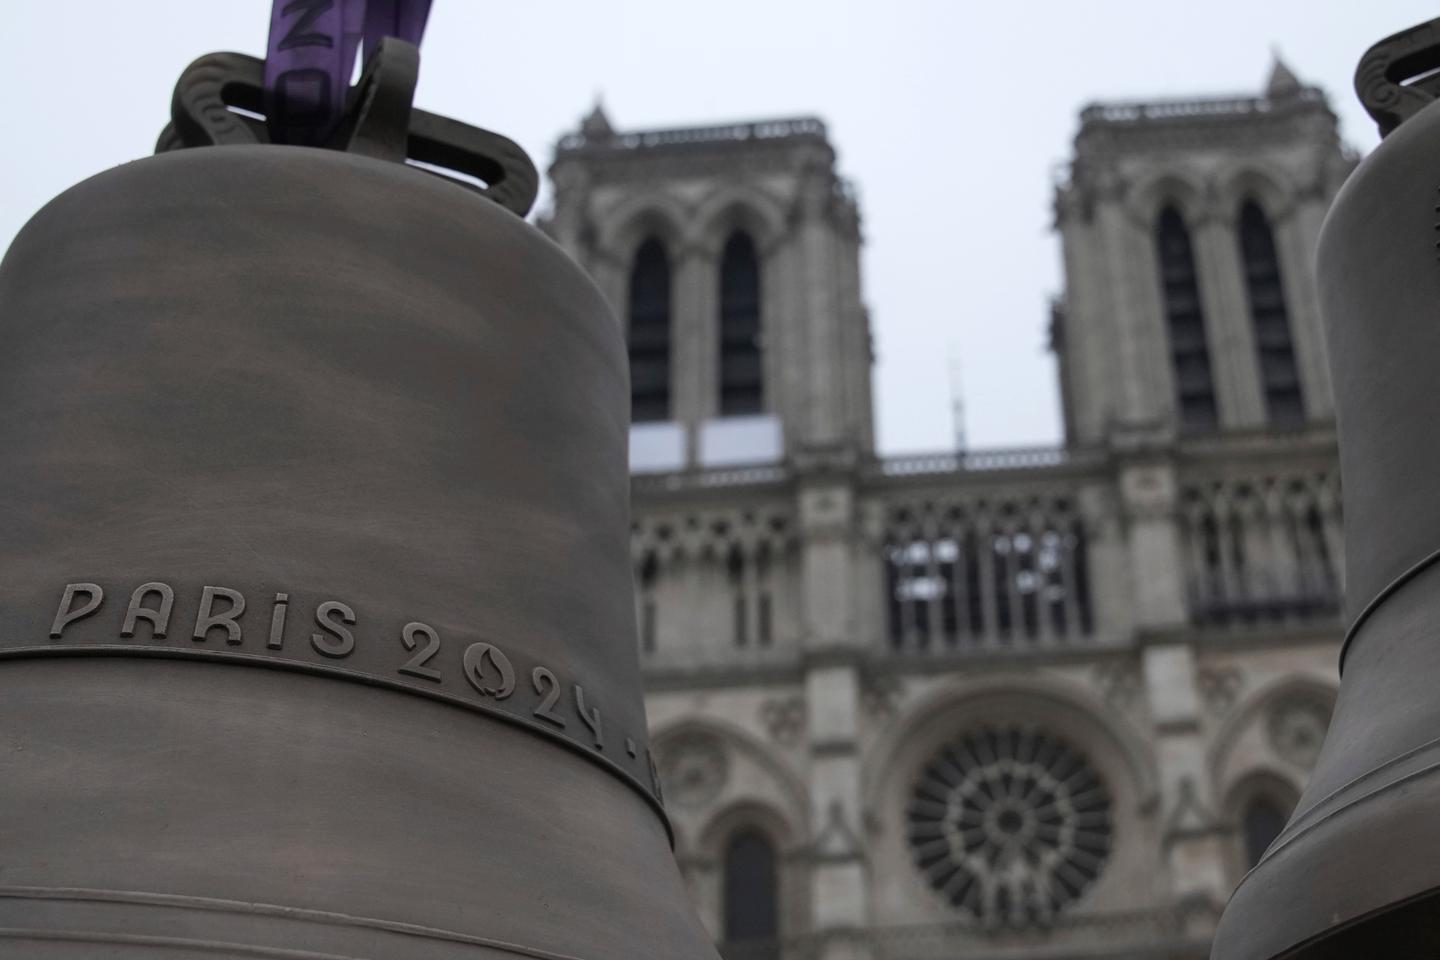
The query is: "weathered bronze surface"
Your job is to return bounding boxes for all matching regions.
[1212,17,1440,960]
[0,44,715,960]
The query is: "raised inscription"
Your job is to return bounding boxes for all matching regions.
[195,585,246,644]
[37,579,659,809]
[311,600,356,658]
[267,593,289,649]
[462,641,515,698]
[122,582,175,639]
[531,666,565,728]
[400,622,443,681]
[50,583,103,638]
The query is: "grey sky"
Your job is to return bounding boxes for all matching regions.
[1,1,1433,452]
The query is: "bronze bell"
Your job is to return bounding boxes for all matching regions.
[1213,18,1440,959]
[0,41,716,960]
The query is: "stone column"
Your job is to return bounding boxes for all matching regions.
[796,478,872,960]
[793,172,843,450]
[672,245,711,464]
[831,219,872,454]
[1094,199,1161,428]
[1119,456,1231,912]
[768,240,804,448]
[1118,459,1189,629]
[1276,201,1335,420]
[1143,641,1232,911]
[1193,214,1266,429]
[1078,479,1132,643]
[1056,199,1121,445]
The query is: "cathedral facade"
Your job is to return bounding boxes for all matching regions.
[543,61,1353,960]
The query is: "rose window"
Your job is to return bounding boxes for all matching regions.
[656,734,729,808]
[906,725,1113,926]
[1267,694,1333,771]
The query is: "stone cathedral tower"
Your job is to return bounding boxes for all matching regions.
[547,106,874,468]
[1054,60,1350,444]
[543,60,1352,960]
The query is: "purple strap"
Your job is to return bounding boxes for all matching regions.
[265,0,432,146]
[362,0,432,62]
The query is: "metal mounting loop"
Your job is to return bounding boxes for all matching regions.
[156,46,538,218]
[1357,17,1440,138]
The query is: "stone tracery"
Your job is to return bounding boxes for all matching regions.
[881,493,1093,651]
[1266,691,1333,771]
[906,725,1114,926]
[1181,470,1342,626]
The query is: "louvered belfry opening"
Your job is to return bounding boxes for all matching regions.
[718,231,763,416]
[1238,200,1304,425]
[1156,206,1219,433]
[628,236,673,422]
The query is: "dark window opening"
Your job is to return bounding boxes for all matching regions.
[1156,207,1218,432]
[757,549,773,647]
[723,830,779,947]
[993,536,1013,640]
[937,537,960,640]
[1042,530,1067,636]
[1243,795,1291,869]
[729,548,748,648]
[912,541,932,650]
[885,516,1094,649]
[1239,200,1304,425]
[1304,505,1335,596]
[1202,513,1223,595]
[1016,533,1039,640]
[964,531,985,635]
[1229,512,1249,612]
[885,546,904,649]
[719,232,763,416]
[628,237,672,422]
[1072,523,1094,635]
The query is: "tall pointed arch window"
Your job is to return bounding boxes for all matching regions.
[628,237,672,422]
[722,829,779,951]
[1156,206,1218,432]
[1243,795,1290,869]
[1239,200,1304,424]
[718,231,764,416]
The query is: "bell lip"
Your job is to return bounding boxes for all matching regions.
[0,658,720,960]
[1212,754,1440,960]
[0,643,675,846]
[1271,887,1440,959]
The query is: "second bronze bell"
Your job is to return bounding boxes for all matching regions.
[1214,17,1440,959]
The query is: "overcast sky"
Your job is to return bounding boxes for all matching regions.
[2,2,1434,453]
